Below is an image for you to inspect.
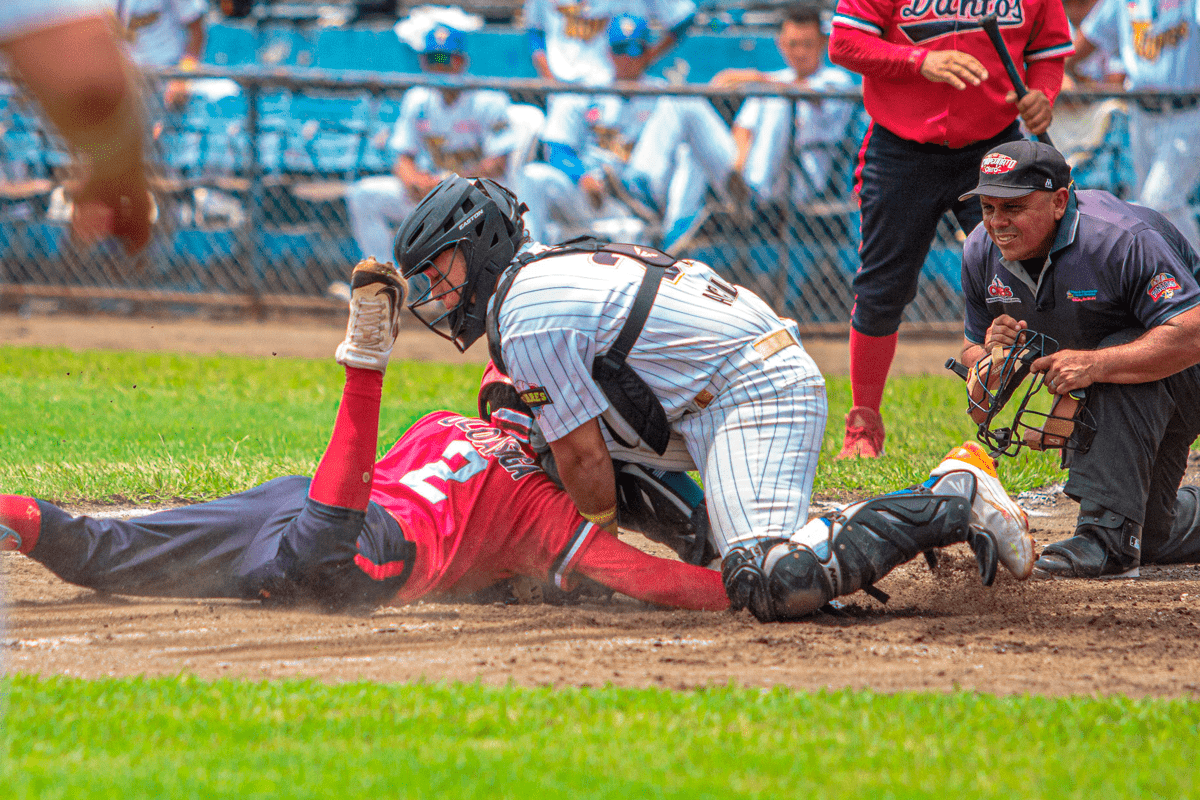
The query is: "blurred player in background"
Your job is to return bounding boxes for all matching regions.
[615,2,856,252]
[524,0,695,87]
[0,0,153,252]
[0,257,729,613]
[1067,0,1200,251]
[828,0,1073,458]
[112,0,207,111]
[345,12,519,264]
[519,14,668,245]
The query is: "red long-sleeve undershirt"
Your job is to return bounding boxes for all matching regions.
[829,26,1063,102]
[575,530,729,611]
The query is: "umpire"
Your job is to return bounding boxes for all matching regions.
[959,140,1200,579]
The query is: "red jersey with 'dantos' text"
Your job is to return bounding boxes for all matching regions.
[367,412,728,610]
[831,0,1073,147]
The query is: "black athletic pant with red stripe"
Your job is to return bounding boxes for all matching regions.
[851,121,1022,337]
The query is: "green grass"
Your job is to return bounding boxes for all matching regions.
[0,345,1066,502]
[2,675,1196,799]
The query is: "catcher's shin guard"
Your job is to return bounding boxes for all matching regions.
[723,492,985,622]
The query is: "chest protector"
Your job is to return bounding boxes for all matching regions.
[486,238,675,455]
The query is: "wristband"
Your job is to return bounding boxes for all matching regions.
[581,505,617,526]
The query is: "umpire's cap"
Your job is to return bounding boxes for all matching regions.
[959,140,1072,201]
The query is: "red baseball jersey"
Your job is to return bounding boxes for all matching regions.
[831,0,1073,147]
[368,412,727,610]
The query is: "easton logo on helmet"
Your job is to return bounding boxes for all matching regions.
[981,154,1018,174]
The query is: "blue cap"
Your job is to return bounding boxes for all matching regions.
[608,14,651,57]
[423,24,466,56]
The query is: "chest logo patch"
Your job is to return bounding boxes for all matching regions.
[519,386,554,408]
[1148,273,1181,301]
[987,275,1020,303]
[1066,289,1097,302]
[981,153,1018,174]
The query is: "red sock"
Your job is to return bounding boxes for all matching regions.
[308,367,384,511]
[0,495,41,554]
[849,328,898,412]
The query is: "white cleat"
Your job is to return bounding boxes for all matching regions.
[334,257,407,373]
[928,441,1034,579]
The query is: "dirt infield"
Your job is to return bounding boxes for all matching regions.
[4,311,1200,696]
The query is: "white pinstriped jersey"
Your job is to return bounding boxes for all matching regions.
[493,245,828,551]
[495,247,821,442]
[389,88,513,175]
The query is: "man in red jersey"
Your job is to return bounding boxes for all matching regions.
[828,0,1073,458]
[0,258,728,612]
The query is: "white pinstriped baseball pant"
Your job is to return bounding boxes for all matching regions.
[602,346,827,555]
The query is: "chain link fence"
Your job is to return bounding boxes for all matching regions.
[1,67,1193,329]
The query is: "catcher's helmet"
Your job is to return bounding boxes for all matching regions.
[394,176,527,352]
[948,329,1096,457]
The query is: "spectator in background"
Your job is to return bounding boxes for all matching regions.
[113,0,208,111]
[614,2,856,253]
[345,15,519,264]
[1051,0,1126,178]
[1067,0,1200,251]
[519,14,668,245]
[524,0,696,87]
[0,1,153,253]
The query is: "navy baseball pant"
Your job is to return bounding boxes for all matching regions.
[28,476,409,606]
[851,122,1023,337]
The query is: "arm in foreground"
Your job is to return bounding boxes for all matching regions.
[0,15,152,253]
[574,530,729,610]
[1032,305,1200,393]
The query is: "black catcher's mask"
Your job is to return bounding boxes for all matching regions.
[394,175,527,352]
[946,329,1097,457]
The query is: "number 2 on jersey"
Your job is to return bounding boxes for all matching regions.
[401,440,488,502]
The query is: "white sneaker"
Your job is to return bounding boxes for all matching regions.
[334,257,407,372]
[928,441,1034,579]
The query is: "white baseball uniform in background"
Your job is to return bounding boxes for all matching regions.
[495,247,827,554]
[346,87,513,262]
[114,0,208,67]
[521,87,665,244]
[523,0,696,85]
[626,65,856,234]
[1082,0,1200,249]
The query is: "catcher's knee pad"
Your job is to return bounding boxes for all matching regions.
[723,539,838,623]
[721,539,785,622]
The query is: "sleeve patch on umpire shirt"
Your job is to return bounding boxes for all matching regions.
[519,386,553,407]
[1148,273,1180,302]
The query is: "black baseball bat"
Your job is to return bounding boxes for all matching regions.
[978,13,1054,147]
